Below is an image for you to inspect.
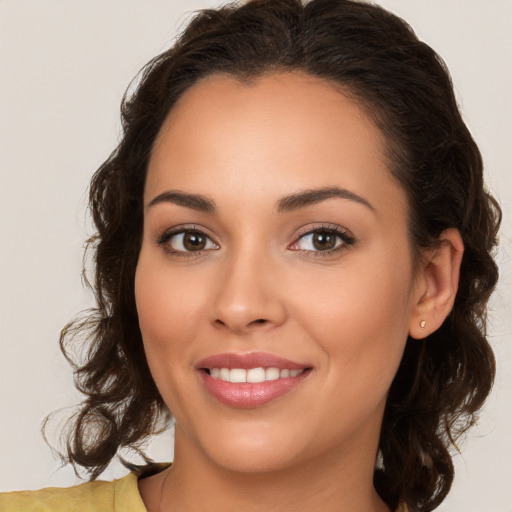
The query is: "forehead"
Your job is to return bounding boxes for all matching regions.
[146,71,405,218]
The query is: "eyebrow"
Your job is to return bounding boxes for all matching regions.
[147,190,216,213]
[277,187,375,213]
[147,186,375,214]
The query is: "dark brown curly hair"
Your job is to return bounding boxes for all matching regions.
[49,1,501,510]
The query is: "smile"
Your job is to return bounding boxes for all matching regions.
[196,353,312,408]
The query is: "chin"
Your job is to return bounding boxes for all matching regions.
[190,421,310,474]
[208,445,301,475]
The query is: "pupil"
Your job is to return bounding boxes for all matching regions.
[184,232,206,251]
[313,231,335,250]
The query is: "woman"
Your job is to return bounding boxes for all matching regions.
[0,0,502,511]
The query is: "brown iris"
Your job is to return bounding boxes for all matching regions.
[183,231,207,251]
[312,230,337,251]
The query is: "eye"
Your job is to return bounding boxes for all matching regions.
[158,228,219,254]
[289,226,355,254]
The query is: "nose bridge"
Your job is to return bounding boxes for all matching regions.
[211,241,285,332]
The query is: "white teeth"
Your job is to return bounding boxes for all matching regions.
[208,367,304,382]
[247,367,266,383]
[229,368,247,383]
[265,367,280,381]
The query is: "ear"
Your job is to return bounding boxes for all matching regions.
[409,228,464,340]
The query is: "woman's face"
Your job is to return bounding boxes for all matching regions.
[135,71,422,473]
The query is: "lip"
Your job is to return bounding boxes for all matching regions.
[196,352,312,408]
[196,352,308,370]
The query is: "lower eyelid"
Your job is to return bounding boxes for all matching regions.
[157,228,219,252]
[289,227,355,251]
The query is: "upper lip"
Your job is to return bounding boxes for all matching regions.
[196,352,310,370]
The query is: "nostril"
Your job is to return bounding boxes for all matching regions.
[212,317,272,331]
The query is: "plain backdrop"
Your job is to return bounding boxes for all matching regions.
[1,1,511,510]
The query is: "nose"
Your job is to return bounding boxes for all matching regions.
[210,248,287,334]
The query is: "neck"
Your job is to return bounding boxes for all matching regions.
[156,426,390,512]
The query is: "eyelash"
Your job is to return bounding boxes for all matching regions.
[156,224,356,258]
[290,224,356,257]
[157,225,219,258]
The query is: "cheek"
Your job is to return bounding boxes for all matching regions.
[290,254,413,390]
[134,253,204,394]
[134,260,214,431]
[135,251,205,344]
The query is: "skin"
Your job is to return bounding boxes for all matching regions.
[135,71,463,512]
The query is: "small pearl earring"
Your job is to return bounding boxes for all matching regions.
[420,320,426,329]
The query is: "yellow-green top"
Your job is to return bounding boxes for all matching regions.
[1,468,409,512]
[0,471,146,512]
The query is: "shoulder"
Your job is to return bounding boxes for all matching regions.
[0,472,147,512]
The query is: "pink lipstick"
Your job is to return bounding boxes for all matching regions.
[196,352,312,408]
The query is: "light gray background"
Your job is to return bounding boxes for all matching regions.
[1,1,511,510]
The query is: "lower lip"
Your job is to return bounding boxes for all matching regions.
[199,370,311,408]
